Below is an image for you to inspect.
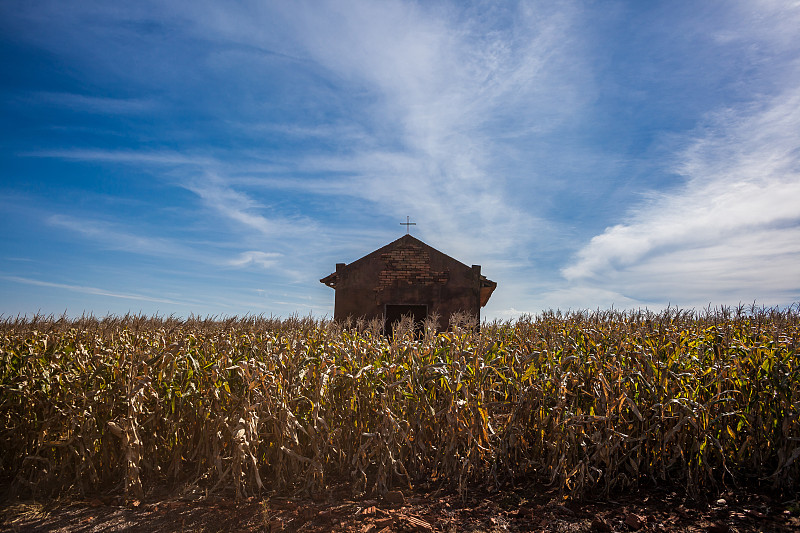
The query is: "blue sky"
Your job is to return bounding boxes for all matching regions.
[1,1,798,320]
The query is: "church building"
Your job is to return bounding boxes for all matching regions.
[320,233,496,331]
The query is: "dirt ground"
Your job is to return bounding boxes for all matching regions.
[2,483,799,532]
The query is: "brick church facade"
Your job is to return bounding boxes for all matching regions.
[320,234,496,330]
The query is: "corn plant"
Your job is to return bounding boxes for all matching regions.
[1,305,797,501]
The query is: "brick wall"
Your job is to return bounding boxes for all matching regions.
[377,241,449,291]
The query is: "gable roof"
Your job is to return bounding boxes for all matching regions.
[320,234,497,307]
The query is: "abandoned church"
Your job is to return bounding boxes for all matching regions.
[320,234,496,331]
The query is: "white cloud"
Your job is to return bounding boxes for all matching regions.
[29,91,156,114]
[13,2,581,265]
[48,214,201,259]
[182,174,320,240]
[8,0,799,319]
[227,251,282,269]
[1,275,186,305]
[554,0,800,310]
[256,1,583,260]
[25,149,215,166]
[159,2,569,243]
[562,82,800,307]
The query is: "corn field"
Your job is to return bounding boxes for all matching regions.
[1,306,798,501]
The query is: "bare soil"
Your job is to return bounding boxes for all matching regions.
[2,484,798,532]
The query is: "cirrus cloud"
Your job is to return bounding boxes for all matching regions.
[563,84,800,307]
[227,251,282,269]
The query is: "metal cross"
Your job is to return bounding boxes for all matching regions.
[400,216,416,234]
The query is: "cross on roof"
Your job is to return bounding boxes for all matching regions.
[400,216,416,234]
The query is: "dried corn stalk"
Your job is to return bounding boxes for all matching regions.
[0,306,797,501]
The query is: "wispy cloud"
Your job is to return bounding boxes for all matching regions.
[227,251,282,269]
[47,213,286,273]
[27,91,156,114]
[164,3,569,248]
[182,174,321,240]
[253,1,582,260]
[562,82,800,307]
[3,1,799,319]
[1,274,185,305]
[23,149,215,166]
[14,2,578,262]
[48,214,197,258]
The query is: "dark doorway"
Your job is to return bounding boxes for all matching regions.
[384,304,427,336]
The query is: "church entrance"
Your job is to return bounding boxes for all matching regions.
[384,304,427,335]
